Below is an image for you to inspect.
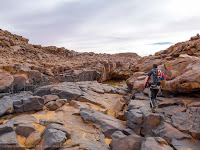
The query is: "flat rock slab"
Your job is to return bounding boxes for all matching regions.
[7,114,38,126]
[45,123,71,138]
[0,131,20,150]
[80,108,126,138]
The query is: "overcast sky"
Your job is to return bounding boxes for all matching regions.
[1,0,200,56]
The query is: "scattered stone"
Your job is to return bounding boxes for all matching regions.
[25,130,41,148]
[15,123,36,137]
[42,128,67,150]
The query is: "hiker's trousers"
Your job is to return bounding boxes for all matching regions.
[150,88,159,107]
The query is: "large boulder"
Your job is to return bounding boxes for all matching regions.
[50,82,83,100]
[165,55,200,94]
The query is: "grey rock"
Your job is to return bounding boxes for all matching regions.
[0,122,14,134]
[12,93,44,113]
[42,128,67,150]
[0,131,20,150]
[50,83,83,100]
[8,115,38,126]
[189,108,200,139]
[153,122,192,143]
[124,109,143,134]
[34,85,52,97]
[45,123,71,138]
[26,70,49,91]
[0,96,13,117]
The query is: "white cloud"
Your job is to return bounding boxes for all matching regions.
[0,0,200,56]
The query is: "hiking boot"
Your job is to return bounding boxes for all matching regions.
[152,107,157,113]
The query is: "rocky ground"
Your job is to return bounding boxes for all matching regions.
[0,29,200,150]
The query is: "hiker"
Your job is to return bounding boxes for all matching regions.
[144,64,166,112]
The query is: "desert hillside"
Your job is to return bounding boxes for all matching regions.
[0,29,199,150]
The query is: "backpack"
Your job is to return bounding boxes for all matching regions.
[149,69,161,87]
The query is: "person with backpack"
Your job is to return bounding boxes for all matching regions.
[144,64,166,113]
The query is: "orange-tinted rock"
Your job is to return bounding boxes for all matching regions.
[126,72,146,90]
[13,74,28,91]
[0,71,14,92]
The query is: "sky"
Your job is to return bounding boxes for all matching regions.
[0,0,200,56]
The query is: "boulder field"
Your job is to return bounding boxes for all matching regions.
[0,29,200,149]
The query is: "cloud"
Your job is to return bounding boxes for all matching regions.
[0,0,200,56]
[151,42,174,45]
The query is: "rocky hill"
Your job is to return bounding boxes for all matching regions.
[0,29,199,150]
